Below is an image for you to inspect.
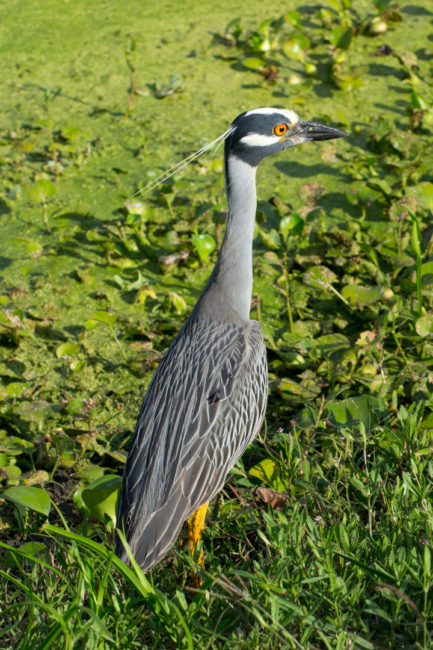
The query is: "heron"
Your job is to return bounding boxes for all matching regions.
[115,107,346,577]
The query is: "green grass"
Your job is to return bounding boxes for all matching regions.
[2,405,432,648]
[1,0,433,647]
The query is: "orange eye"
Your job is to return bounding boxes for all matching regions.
[273,123,288,136]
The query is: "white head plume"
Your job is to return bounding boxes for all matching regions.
[129,127,235,199]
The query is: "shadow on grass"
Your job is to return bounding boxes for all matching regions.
[274,160,347,180]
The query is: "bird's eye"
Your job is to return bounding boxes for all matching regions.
[273,123,288,136]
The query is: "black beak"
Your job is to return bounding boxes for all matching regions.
[295,120,347,141]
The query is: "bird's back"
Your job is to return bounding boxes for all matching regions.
[116,313,267,571]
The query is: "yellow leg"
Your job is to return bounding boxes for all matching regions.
[187,502,209,586]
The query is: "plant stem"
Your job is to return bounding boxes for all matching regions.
[283,249,294,333]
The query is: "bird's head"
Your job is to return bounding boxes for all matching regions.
[225,107,347,167]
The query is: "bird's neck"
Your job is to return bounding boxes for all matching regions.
[194,155,258,323]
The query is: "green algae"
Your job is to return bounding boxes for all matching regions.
[1,1,433,647]
[0,0,433,540]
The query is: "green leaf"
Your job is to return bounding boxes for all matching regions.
[168,292,187,315]
[4,382,25,397]
[334,72,364,92]
[84,319,99,330]
[91,311,117,326]
[329,26,352,50]
[349,476,368,496]
[259,227,282,250]
[373,0,393,11]
[367,178,393,197]
[0,434,33,455]
[334,551,396,583]
[318,8,335,27]
[284,10,301,27]
[257,19,271,36]
[79,463,105,482]
[61,125,81,140]
[424,545,431,579]
[18,541,49,557]
[242,57,265,70]
[86,229,109,242]
[192,234,216,262]
[368,17,388,36]
[420,412,433,430]
[18,400,62,423]
[415,313,433,337]
[26,241,43,257]
[126,271,145,291]
[279,377,320,401]
[112,257,136,270]
[81,475,122,525]
[249,458,289,492]
[326,395,388,432]
[338,524,350,552]
[251,35,271,54]
[279,213,304,238]
[73,485,90,516]
[28,179,56,202]
[411,90,428,111]
[137,285,157,304]
[114,270,146,292]
[3,486,51,517]
[410,211,421,258]
[56,342,80,358]
[303,265,337,290]
[3,464,22,482]
[66,397,85,414]
[341,285,382,307]
[418,183,433,211]
[113,274,127,290]
[282,33,310,62]
[421,261,433,285]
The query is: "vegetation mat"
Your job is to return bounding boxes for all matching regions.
[1,0,432,647]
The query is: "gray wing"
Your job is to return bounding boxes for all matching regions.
[115,316,267,571]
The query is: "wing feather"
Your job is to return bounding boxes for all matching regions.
[116,316,267,570]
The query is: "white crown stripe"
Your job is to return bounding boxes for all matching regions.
[244,107,299,124]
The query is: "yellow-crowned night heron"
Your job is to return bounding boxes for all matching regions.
[116,107,346,574]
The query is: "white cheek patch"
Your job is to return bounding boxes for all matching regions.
[238,133,280,147]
